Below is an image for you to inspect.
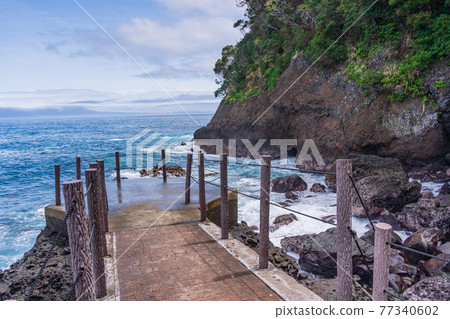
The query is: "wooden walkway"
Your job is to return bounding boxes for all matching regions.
[115,224,282,301]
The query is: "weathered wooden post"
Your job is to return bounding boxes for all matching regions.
[115,151,121,188]
[336,159,353,301]
[199,152,206,221]
[161,149,167,182]
[259,155,271,269]
[185,153,192,204]
[373,223,392,301]
[55,165,61,206]
[220,153,228,239]
[62,180,96,301]
[96,159,109,232]
[85,169,107,299]
[76,156,81,180]
[89,162,98,169]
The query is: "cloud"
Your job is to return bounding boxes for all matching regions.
[154,0,245,16]
[117,16,241,55]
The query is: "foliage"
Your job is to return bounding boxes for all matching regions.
[214,0,450,104]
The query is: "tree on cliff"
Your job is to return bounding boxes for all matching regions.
[215,0,450,105]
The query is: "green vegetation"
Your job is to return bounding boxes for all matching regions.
[214,0,450,104]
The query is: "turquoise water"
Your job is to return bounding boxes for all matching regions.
[0,114,212,270]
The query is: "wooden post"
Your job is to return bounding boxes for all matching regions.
[220,153,228,239]
[115,151,121,188]
[162,149,167,182]
[185,153,192,204]
[259,155,271,269]
[85,169,107,299]
[62,180,96,301]
[373,223,392,301]
[199,152,206,221]
[336,159,353,301]
[76,156,81,180]
[55,165,61,206]
[89,162,98,169]
[96,159,109,232]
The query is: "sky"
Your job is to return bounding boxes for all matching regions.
[0,0,245,115]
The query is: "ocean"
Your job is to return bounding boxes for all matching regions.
[0,114,444,270]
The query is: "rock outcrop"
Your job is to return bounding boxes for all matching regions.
[194,56,449,162]
[272,175,307,193]
[0,227,73,301]
[402,276,450,301]
[269,214,298,233]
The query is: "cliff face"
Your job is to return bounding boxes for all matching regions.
[195,56,449,162]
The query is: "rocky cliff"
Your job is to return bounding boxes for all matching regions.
[195,56,449,162]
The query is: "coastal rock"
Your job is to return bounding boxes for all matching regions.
[140,165,186,178]
[378,210,402,231]
[310,183,326,193]
[402,276,450,301]
[437,242,450,254]
[422,253,450,275]
[439,182,450,196]
[0,227,74,301]
[272,175,307,193]
[231,222,301,279]
[388,274,406,294]
[269,214,297,232]
[282,227,374,279]
[421,191,435,199]
[360,227,402,246]
[285,191,298,200]
[325,174,336,191]
[351,174,421,218]
[396,204,450,239]
[403,228,444,264]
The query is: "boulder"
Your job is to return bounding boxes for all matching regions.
[403,228,444,264]
[282,227,374,279]
[285,191,298,200]
[325,174,336,191]
[351,174,421,218]
[396,204,450,239]
[388,274,406,294]
[378,210,402,231]
[310,183,326,193]
[360,227,402,246]
[272,175,307,193]
[439,182,450,196]
[437,242,450,254]
[269,213,297,232]
[422,253,450,275]
[421,191,435,199]
[402,276,450,301]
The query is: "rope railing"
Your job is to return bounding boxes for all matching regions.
[191,176,338,227]
[348,174,375,232]
[348,226,373,283]
[25,200,76,301]
[387,242,450,263]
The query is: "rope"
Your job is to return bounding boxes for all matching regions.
[203,158,336,175]
[384,289,405,301]
[387,242,450,262]
[25,200,76,301]
[348,174,375,232]
[192,176,338,227]
[84,183,93,198]
[349,227,373,283]
[64,269,84,301]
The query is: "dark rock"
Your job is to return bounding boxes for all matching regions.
[0,227,73,301]
[351,175,421,218]
[180,142,187,146]
[388,274,406,294]
[140,169,149,177]
[389,249,405,272]
[282,227,374,279]
[417,197,440,208]
[445,153,450,166]
[249,225,258,231]
[396,204,450,239]
[378,210,402,231]
[272,175,307,193]
[230,222,301,279]
[439,182,450,196]
[422,253,450,275]
[141,165,186,178]
[277,201,292,207]
[310,183,326,193]
[360,227,402,246]
[437,242,450,254]
[270,214,298,232]
[321,215,337,224]
[285,191,298,200]
[402,276,450,301]
[421,191,435,199]
[325,174,336,191]
[403,228,444,264]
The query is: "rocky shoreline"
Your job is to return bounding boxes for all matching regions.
[0,227,74,301]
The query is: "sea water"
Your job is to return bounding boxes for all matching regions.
[0,115,444,270]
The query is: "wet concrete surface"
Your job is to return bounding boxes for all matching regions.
[107,177,220,232]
